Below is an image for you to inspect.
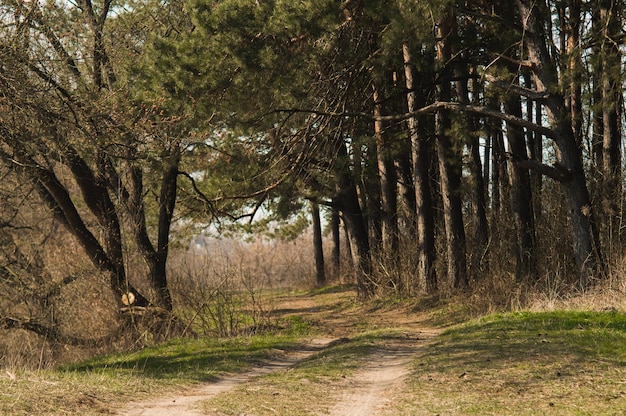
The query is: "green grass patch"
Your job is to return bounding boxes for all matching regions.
[394,310,626,415]
[0,331,313,415]
[63,332,313,382]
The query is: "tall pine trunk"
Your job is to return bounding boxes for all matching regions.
[600,0,623,238]
[372,81,399,258]
[436,7,468,289]
[334,139,373,297]
[403,44,437,293]
[504,92,538,282]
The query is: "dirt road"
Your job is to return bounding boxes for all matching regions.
[119,291,438,416]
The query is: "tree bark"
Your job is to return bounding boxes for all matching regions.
[565,0,583,144]
[334,139,373,297]
[331,204,341,278]
[599,0,622,229]
[372,82,399,258]
[458,67,489,279]
[504,92,538,282]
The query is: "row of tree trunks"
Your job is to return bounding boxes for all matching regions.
[333,0,615,295]
[594,0,623,235]
[517,0,604,285]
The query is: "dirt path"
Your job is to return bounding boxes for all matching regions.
[119,290,439,416]
[329,331,437,416]
[120,333,435,416]
[120,337,336,416]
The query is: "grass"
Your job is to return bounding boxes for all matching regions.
[393,310,626,415]
[0,324,315,415]
[64,335,304,381]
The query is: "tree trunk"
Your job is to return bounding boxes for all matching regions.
[331,203,341,279]
[600,0,622,233]
[523,71,544,222]
[504,92,538,282]
[372,82,399,258]
[458,68,489,279]
[129,160,176,312]
[591,4,604,171]
[352,139,380,256]
[311,200,326,286]
[436,7,468,290]
[396,146,417,234]
[403,44,437,294]
[362,140,382,254]
[151,156,179,311]
[335,139,373,297]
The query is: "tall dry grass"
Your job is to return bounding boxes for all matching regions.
[167,233,323,337]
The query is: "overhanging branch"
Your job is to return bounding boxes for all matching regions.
[271,101,556,139]
[483,73,549,100]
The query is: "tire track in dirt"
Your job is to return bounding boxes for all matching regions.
[119,337,336,416]
[328,330,438,416]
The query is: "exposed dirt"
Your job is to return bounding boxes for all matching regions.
[118,289,439,416]
[329,331,438,416]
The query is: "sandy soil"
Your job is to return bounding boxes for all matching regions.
[118,291,439,416]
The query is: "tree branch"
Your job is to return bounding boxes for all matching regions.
[483,73,549,100]
[1,316,124,347]
[271,101,557,138]
[505,152,572,181]
[30,6,82,81]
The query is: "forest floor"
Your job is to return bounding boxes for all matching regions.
[119,286,441,416]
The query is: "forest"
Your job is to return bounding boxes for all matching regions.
[0,0,625,361]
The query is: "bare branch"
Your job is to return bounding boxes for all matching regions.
[1,316,124,347]
[30,6,82,81]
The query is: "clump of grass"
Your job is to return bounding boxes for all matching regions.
[393,310,626,415]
